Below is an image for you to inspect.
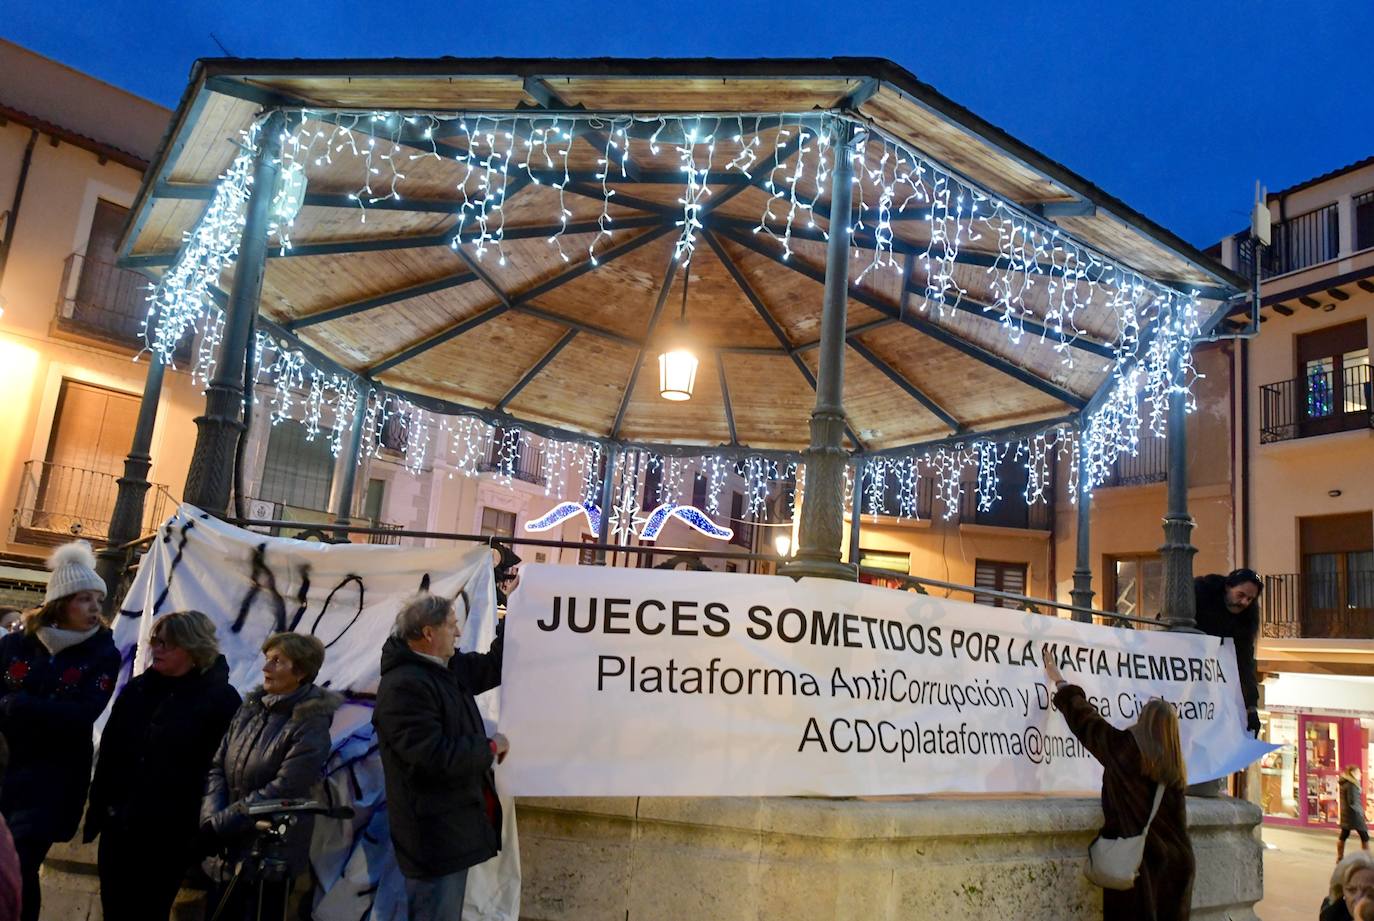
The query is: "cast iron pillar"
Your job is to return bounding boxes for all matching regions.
[331,385,369,540]
[595,447,618,564]
[780,120,857,581]
[183,111,285,515]
[847,462,863,566]
[1069,438,1095,619]
[95,350,166,611]
[1161,358,1199,631]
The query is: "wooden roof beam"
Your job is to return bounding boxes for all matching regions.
[366,225,673,375]
[701,228,866,449]
[522,77,642,182]
[497,328,579,411]
[848,339,963,433]
[122,214,671,269]
[288,271,481,330]
[717,352,739,445]
[718,227,1087,410]
[610,249,682,438]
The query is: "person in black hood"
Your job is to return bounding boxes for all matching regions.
[1194,569,1263,736]
[373,591,506,921]
[86,610,242,920]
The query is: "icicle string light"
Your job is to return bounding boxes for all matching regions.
[143,109,1211,507]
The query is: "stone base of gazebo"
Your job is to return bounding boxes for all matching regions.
[34,795,1261,920]
[516,795,1262,921]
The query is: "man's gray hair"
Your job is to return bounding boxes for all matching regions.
[393,591,467,641]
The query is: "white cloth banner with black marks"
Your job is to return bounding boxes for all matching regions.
[113,505,520,921]
[499,564,1277,796]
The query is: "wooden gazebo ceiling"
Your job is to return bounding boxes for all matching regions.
[121,57,1243,454]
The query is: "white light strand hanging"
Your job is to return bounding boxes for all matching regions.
[141,108,1211,511]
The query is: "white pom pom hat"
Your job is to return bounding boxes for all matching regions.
[45,541,106,604]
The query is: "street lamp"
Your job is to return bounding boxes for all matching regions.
[658,259,698,401]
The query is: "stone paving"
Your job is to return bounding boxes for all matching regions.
[1258,824,1346,921]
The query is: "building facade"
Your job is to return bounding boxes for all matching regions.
[1215,157,1374,829]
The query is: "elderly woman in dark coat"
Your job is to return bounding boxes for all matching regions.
[85,610,242,920]
[1043,646,1195,921]
[0,542,119,921]
[201,632,340,919]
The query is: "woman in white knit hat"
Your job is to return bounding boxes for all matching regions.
[0,541,119,921]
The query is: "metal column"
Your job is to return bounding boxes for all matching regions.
[1161,356,1199,631]
[1069,440,1095,619]
[780,119,857,581]
[182,111,286,514]
[331,385,369,540]
[595,447,619,564]
[95,351,166,611]
[847,462,863,566]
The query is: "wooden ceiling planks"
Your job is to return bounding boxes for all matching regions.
[798,346,948,449]
[380,310,570,407]
[245,76,530,109]
[261,246,469,321]
[718,352,815,451]
[504,334,640,435]
[548,77,854,112]
[166,93,258,185]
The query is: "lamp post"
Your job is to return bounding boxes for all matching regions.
[780,119,857,581]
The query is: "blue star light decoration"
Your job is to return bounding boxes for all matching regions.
[525,500,733,542]
[523,500,602,535]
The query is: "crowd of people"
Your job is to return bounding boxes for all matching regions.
[0,542,507,921]
[0,538,1323,921]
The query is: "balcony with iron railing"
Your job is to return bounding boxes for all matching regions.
[1260,365,1372,443]
[958,482,1053,531]
[1098,434,1168,487]
[477,436,547,486]
[10,460,175,547]
[57,252,193,360]
[1234,202,1341,280]
[241,496,405,545]
[1263,570,1374,639]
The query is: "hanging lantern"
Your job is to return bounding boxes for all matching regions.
[657,259,698,401]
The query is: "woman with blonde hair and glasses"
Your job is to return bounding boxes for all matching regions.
[1043,646,1196,921]
[85,610,241,919]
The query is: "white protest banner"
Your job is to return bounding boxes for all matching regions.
[113,505,520,921]
[499,564,1275,796]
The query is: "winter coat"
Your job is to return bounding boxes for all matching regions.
[373,624,503,878]
[201,683,341,874]
[1194,575,1261,733]
[1054,684,1195,921]
[85,655,241,846]
[0,813,19,921]
[0,628,119,842]
[1341,776,1369,833]
[1322,897,1354,921]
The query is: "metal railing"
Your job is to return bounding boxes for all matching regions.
[1234,203,1340,279]
[478,438,546,485]
[56,253,189,357]
[241,496,404,545]
[1263,571,1374,638]
[1260,365,1373,443]
[10,460,174,546]
[1100,434,1168,486]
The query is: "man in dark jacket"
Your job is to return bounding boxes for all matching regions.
[374,592,506,920]
[1195,569,1263,736]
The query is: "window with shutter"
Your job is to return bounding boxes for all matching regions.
[973,560,1029,608]
[258,421,335,512]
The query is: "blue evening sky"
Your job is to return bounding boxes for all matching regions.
[5,0,1372,248]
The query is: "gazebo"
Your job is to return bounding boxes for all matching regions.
[95,57,1264,921]
[104,56,1245,619]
